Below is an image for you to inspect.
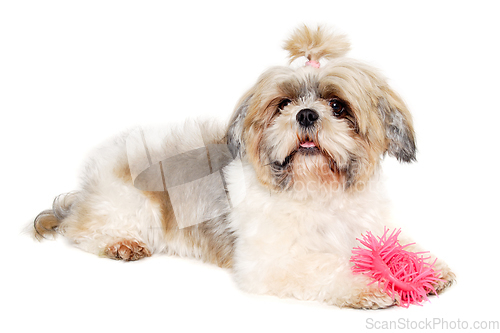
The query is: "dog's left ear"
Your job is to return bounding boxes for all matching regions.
[227,94,252,158]
[378,88,417,163]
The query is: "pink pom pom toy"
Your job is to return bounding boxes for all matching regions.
[350,228,443,308]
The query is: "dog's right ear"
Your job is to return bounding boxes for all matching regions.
[227,94,252,158]
[378,87,417,163]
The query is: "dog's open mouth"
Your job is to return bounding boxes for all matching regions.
[298,136,320,153]
[299,140,318,150]
[273,138,321,168]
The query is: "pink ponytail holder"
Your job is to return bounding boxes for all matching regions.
[305,60,320,68]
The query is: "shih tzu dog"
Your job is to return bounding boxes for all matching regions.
[32,25,454,309]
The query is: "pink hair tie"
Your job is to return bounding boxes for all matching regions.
[305,60,320,68]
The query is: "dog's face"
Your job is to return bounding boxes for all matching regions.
[227,58,416,195]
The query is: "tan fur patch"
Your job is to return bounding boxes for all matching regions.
[283,25,351,63]
[58,202,99,241]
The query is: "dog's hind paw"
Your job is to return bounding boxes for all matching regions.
[104,240,151,261]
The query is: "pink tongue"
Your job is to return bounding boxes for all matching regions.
[300,141,316,148]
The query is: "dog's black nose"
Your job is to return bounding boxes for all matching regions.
[296,109,319,127]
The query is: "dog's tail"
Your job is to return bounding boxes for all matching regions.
[32,192,79,241]
[283,25,350,64]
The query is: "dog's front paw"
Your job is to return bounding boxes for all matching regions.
[432,261,456,294]
[341,287,396,309]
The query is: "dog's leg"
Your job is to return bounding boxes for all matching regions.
[49,177,166,260]
[57,198,160,260]
[233,252,396,309]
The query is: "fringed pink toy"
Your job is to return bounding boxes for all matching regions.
[350,228,442,308]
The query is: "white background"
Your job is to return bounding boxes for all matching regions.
[1,0,499,332]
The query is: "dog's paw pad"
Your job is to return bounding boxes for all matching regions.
[104,240,151,261]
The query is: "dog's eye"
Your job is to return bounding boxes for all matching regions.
[329,98,345,117]
[278,99,292,110]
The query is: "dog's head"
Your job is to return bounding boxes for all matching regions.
[227,26,416,195]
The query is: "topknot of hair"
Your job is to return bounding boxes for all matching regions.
[283,25,351,63]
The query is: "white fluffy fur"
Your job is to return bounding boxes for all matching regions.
[227,159,393,305]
